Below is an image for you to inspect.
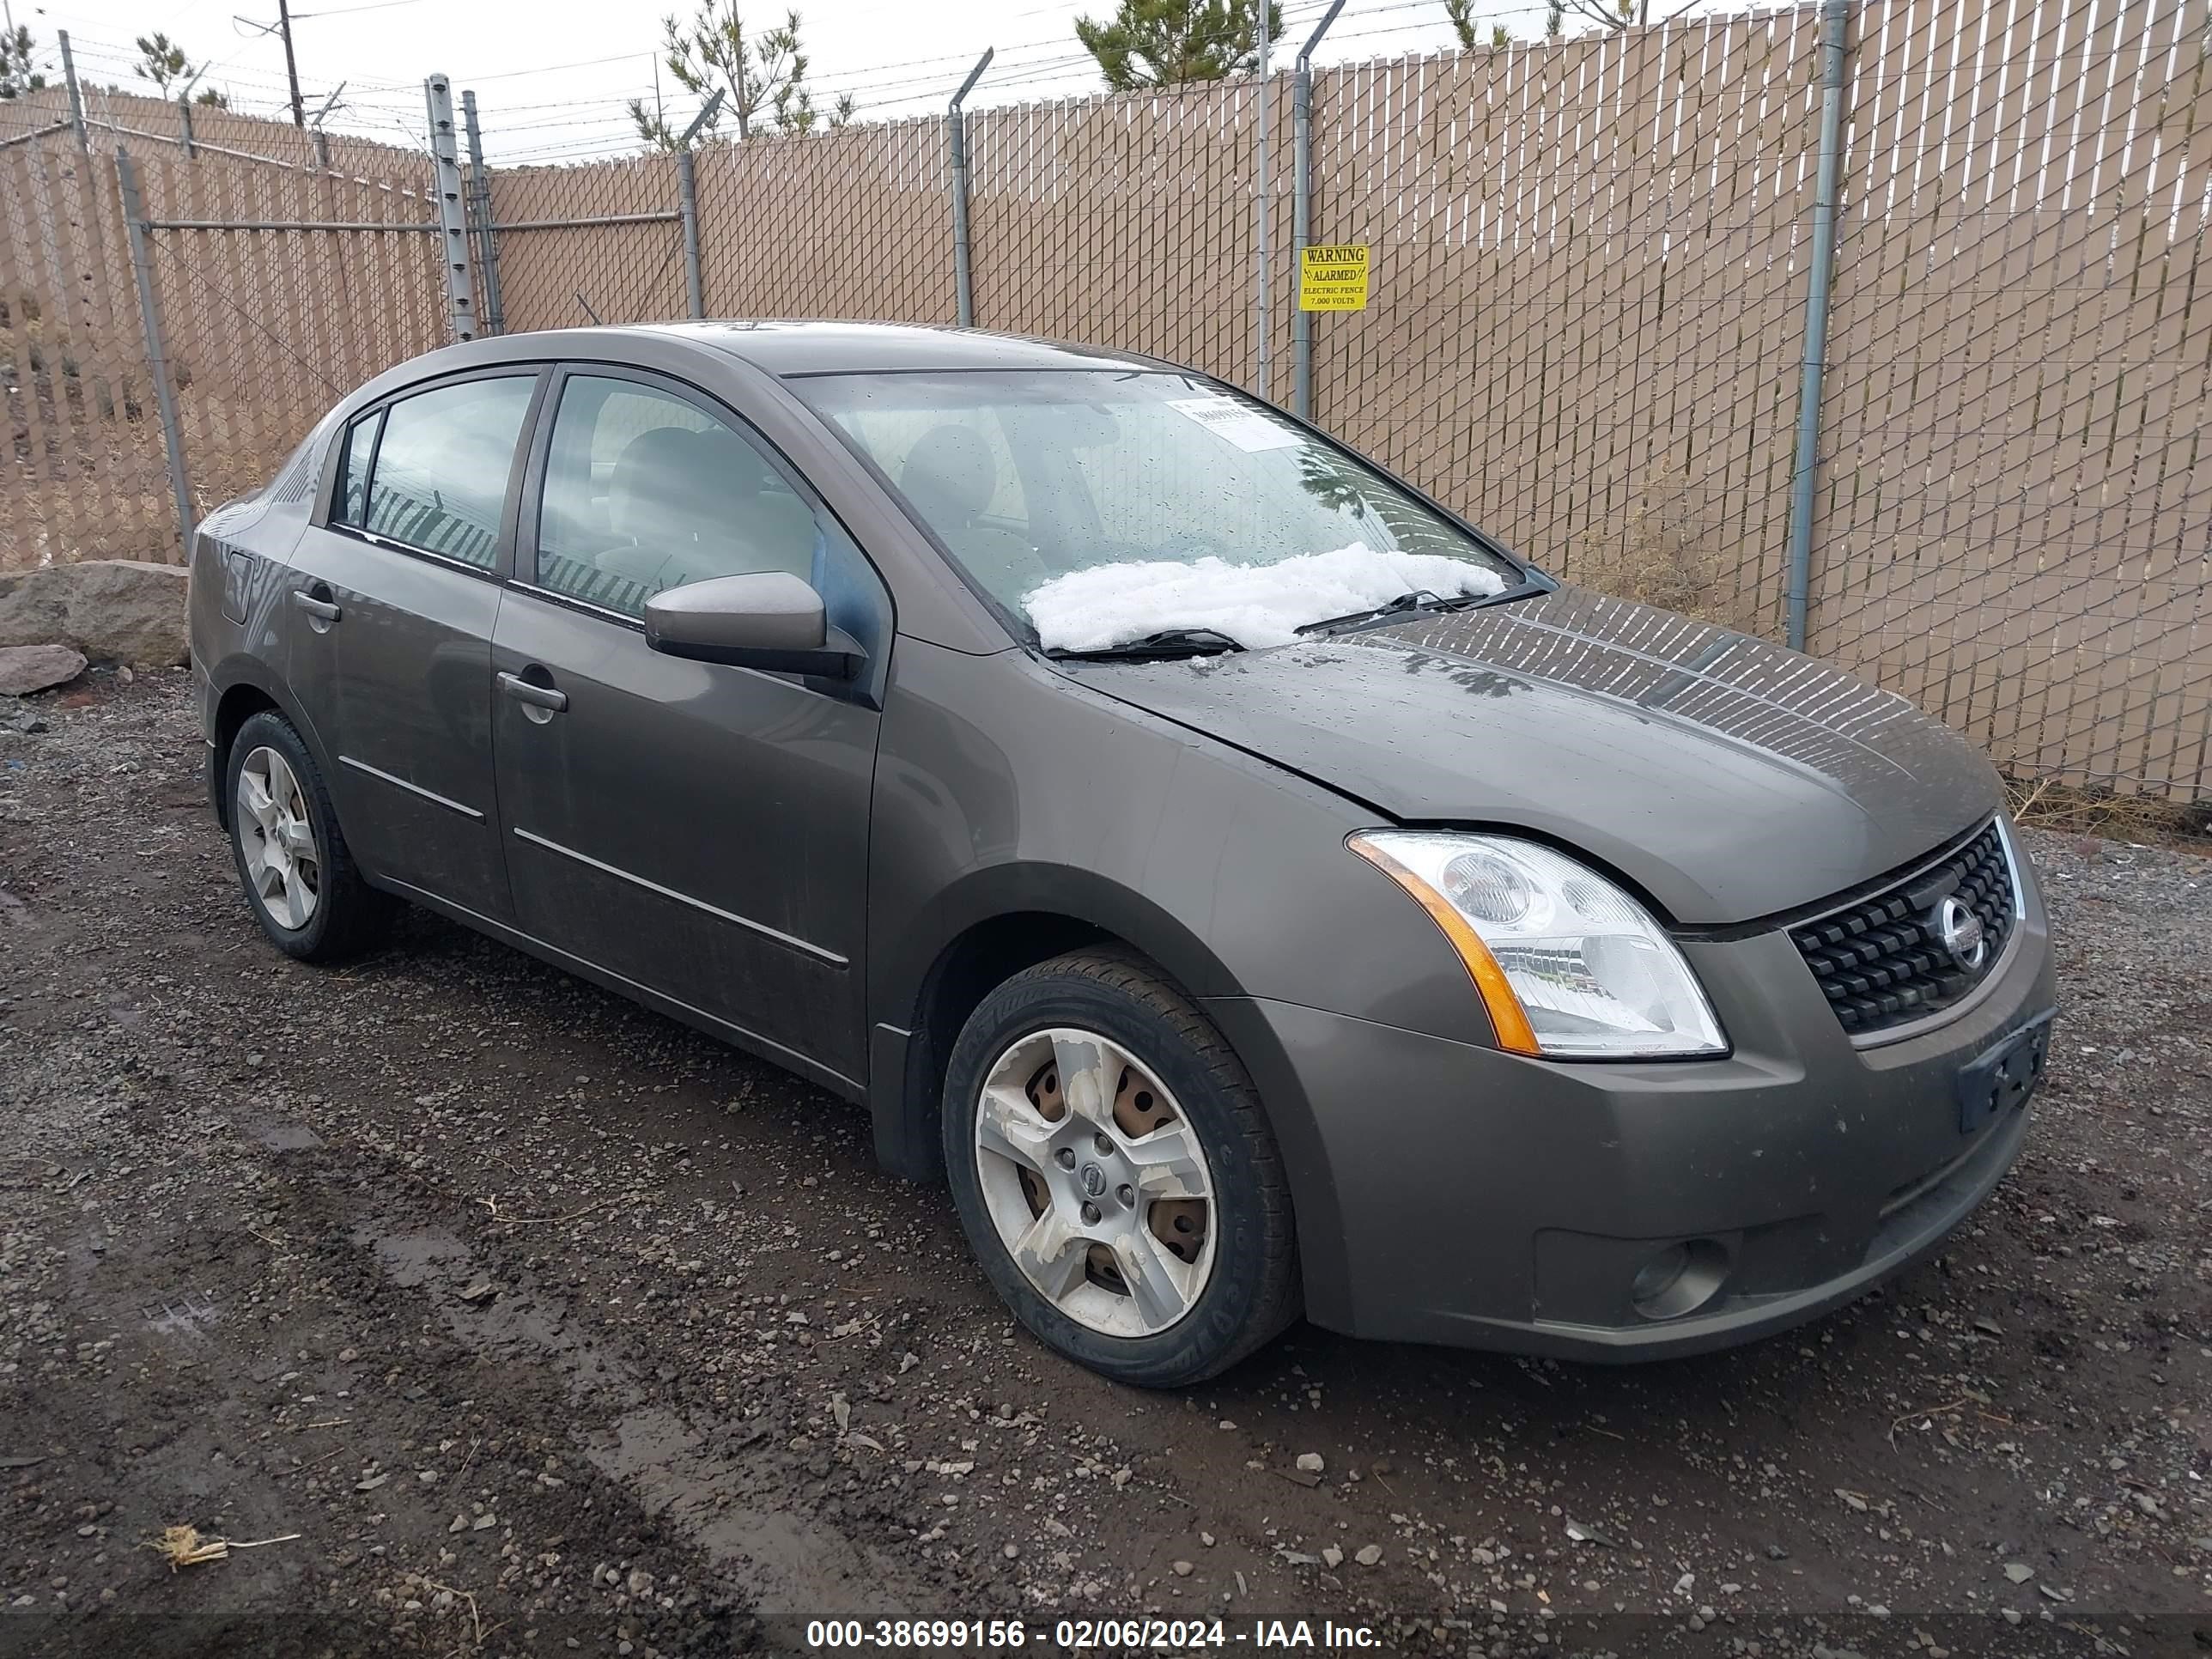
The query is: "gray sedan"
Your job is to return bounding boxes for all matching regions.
[189,322,2057,1386]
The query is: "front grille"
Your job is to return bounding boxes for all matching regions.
[1790,820,2017,1037]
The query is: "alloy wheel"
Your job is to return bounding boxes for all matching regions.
[972,1026,1217,1338]
[234,744,321,932]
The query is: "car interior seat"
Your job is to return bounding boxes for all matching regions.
[898,424,1048,597]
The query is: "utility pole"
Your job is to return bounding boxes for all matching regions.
[424,75,477,341]
[277,0,305,126]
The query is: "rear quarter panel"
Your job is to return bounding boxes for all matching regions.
[189,433,332,788]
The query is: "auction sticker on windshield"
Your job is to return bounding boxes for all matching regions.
[1168,396,1301,452]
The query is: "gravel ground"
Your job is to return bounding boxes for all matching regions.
[2,672,2208,1659]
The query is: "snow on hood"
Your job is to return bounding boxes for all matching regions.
[1024,544,1509,652]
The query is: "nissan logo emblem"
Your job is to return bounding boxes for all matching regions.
[1936,896,1987,971]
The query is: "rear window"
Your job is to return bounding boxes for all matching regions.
[360,376,535,568]
[332,410,380,526]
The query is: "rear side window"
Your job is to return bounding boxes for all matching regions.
[333,410,380,526]
[361,376,535,568]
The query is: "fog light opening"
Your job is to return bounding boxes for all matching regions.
[1630,1238,1729,1322]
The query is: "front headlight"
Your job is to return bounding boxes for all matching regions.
[1349,831,1728,1060]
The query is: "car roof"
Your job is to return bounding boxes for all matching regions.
[629,319,1170,377]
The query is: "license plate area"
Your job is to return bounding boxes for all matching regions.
[1955,1009,2054,1136]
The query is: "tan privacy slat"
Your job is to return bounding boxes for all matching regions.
[1815,0,2209,792]
[2,9,2206,793]
[0,120,439,565]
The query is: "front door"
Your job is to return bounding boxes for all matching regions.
[285,370,542,918]
[489,368,889,1085]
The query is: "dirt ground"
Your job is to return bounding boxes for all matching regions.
[3,671,2208,1659]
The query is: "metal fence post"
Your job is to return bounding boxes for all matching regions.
[462,90,506,332]
[675,150,705,319]
[1784,0,1850,652]
[178,96,196,159]
[1255,3,1273,401]
[423,74,478,342]
[58,30,87,150]
[116,150,195,555]
[947,49,994,328]
[1292,0,1346,421]
[664,92,724,322]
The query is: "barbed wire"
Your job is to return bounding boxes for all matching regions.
[33,0,1790,171]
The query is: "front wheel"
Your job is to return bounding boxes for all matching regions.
[942,950,1299,1386]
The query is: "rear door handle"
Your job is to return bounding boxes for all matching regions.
[498,671,568,714]
[291,588,341,623]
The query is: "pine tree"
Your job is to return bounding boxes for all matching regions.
[0,25,48,99]
[628,4,842,149]
[1073,0,1285,93]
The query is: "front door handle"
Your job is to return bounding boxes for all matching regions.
[498,671,568,714]
[291,588,341,623]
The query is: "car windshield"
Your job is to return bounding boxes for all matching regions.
[793,369,1520,653]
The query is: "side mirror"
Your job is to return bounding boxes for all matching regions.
[644,571,865,680]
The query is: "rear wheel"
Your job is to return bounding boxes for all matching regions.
[942,950,1298,1386]
[225,710,392,962]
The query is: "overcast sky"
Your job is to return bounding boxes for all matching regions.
[11,0,1608,164]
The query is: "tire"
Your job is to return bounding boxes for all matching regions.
[942,948,1299,1386]
[224,710,393,963]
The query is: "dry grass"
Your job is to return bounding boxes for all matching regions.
[151,1524,230,1571]
[1569,470,1771,638]
[149,1522,303,1571]
[2003,775,2211,847]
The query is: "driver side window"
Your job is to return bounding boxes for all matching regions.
[532,374,823,620]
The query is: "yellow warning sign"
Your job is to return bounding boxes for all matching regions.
[1299,244,1370,311]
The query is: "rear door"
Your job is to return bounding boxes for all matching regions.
[488,367,890,1086]
[284,368,543,919]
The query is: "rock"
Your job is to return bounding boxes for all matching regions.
[1170,1560,1193,1577]
[0,644,85,696]
[625,1568,653,1596]
[1321,1546,1344,1569]
[0,561,189,665]
[1354,1544,1382,1566]
[2002,1561,2035,1583]
[1295,1452,1324,1474]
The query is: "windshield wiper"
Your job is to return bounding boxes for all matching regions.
[1044,627,1245,661]
[1294,589,1448,636]
[1295,573,1553,639]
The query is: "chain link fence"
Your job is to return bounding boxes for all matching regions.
[2,3,2205,797]
[1,87,446,566]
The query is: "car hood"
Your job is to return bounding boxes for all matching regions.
[1054,585,2002,926]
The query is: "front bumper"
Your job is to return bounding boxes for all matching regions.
[1205,874,2057,1360]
